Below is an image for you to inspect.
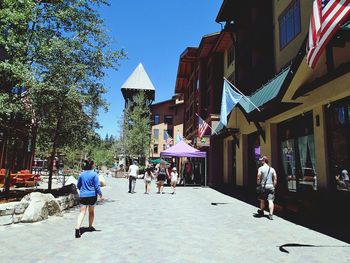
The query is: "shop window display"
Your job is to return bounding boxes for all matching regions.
[327,99,350,192]
[278,113,317,192]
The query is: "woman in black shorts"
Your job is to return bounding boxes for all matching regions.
[75,159,103,238]
[156,162,167,194]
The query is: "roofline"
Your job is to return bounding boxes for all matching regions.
[150,99,174,107]
[215,0,228,23]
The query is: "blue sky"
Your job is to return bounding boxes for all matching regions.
[96,0,223,139]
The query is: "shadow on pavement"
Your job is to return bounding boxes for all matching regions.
[96,198,116,205]
[278,243,350,254]
[212,185,350,244]
[211,202,230,206]
[80,227,102,236]
[252,213,270,220]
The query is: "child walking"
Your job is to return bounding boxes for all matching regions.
[144,167,154,194]
[170,167,178,194]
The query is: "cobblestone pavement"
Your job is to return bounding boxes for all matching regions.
[1,177,350,263]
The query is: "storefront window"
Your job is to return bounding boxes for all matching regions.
[278,113,317,192]
[298,135,317,191]
[281,138,296,191]
[327,98,350,192]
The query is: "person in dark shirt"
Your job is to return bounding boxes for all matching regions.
[75,159,103,238]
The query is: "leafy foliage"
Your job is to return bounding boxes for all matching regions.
[0,0,126,190]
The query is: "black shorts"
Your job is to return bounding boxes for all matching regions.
[79,196,97,206]
[157,174,166,181]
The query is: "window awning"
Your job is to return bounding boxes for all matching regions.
[239,66,291,113]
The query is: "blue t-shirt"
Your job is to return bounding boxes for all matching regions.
[77,170,102,197]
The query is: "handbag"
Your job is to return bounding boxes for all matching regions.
[256,167,271,194]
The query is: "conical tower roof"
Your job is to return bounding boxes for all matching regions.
[121,63,155,91]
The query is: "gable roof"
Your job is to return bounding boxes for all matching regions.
[121,63,155,91]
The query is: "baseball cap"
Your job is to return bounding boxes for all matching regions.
[172,167,177,171]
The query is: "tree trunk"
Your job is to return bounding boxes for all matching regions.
[47,105,64,190]
[4,135,13,197]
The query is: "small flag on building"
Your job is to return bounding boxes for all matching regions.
[164,130,173,148]
[307,0,350,69]
[197,115,209,139]
[220,80,242,127]
[175,133,184,143]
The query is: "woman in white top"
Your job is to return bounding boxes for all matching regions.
[144,167,154,194]
[170,167,178,194]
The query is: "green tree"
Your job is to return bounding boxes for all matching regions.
[0,0,126,190]
[123,91,151,165]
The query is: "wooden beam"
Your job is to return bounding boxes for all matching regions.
[254,121,265,142]
[292,61,350,99]
[326,45,334,72]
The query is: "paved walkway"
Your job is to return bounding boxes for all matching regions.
[1,178,350,263]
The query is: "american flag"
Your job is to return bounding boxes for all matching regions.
[307,0,350,69]
[197,115,209,139]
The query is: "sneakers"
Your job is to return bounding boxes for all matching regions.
[268,214,273,220]
[75,229,81,238]
[257,209,264,216]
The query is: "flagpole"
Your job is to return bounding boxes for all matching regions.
[195,113,218,135]
[223,77,261,112]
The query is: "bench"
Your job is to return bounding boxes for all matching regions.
[15,170,42,187]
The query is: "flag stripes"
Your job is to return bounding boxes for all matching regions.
[307,0,350,68]
[198,115,209,139]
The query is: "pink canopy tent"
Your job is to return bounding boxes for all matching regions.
[160,140,207,186]
[160,140,206,158]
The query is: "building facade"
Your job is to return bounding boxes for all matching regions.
[150,95,184,158]
[211,0,350,213]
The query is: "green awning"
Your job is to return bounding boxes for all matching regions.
[149,158,169,165]
[239,66,291,113]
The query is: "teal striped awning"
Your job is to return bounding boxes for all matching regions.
[239,66,291,113]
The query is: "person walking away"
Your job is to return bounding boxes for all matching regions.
[75,159,103,238]
[256,156,277,220]
[166,165,172,185]
[128,160,139,194]
[156,162,167,194]
[185,162,192,184]
[144,167,154,194]
[170,167,178,194]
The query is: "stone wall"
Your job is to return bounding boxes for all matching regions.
[0,183,79,226]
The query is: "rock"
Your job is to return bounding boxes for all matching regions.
[99,175,106,187]
[20,192,61,222]
[13,214,23,224]
[65,176,77,186]
[68,194,75,208]
[56,196,68,211]
[14,202,29,214]
[0,215,13,225]
[20,192,61,216]
[42,194,61,216]
[0,202,19,216]
[21,200,48,223]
